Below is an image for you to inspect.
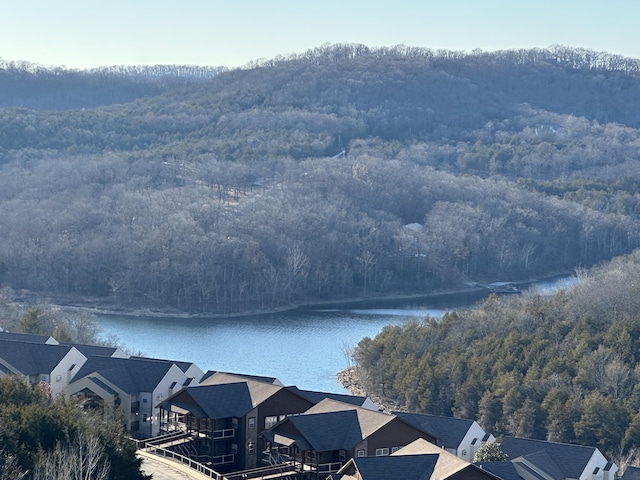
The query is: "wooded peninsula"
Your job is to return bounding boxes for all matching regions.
[1,44,640,316]
[352,251,640,468]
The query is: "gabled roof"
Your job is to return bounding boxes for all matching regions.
[72,355,178,394]
[476,461,523,480]
[200,371,283,386]
[0,339,81,375]
[159,381,283,419]
[280,410,366,451]
[84,375,120,396]
[0,331,59,344]
[265,399,435,452]
[501,436,598,480]
[131,356,201,375]
[394,438,501,480]
[394,412,474,448]
[61,343,126,358]
[304,399,396,438]
[514,449,564,480]
[344,455,438,480]
[290,387,374,409]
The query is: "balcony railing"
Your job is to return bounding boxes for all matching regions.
[317,461,343,474]
[211,454,234,466]
[140,444,227,480]
[212,428,234,440]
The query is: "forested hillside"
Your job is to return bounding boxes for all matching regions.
[353,251,640,465]
[1,44,640,313]
[0,58,225,110]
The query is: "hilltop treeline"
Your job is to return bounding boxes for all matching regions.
[1,44,640,313]
[353,251,640,463]
[0,58,224,110]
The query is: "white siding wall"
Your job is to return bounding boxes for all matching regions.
[50,348,87,396]
[150,364,189,436]
[580,450,618,480]
[457,421,495,462]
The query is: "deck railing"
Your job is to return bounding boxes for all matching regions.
[138,442,227,480]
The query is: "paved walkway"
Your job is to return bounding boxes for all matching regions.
[138,450,213,480]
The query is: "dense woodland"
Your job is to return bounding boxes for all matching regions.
[1,44,640,313]
[354,251,640,466]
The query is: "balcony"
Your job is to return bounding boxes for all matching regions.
[211,454,234,466]
[212,428,235,440]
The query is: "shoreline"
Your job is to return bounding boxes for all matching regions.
[15,271,572,320]
[337,367,405,413]
[24,284,486,320]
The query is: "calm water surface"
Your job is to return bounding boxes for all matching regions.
[96,277,576,394]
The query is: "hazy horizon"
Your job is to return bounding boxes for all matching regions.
[2,0,638,69]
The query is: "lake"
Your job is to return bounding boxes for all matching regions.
[96,276,576,394]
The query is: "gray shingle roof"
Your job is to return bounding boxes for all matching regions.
[61,343,121,358]
[304,399,397,439]
[621,466,640,480]
[0,331,58,344]
[0,339,77,375]
[131,356,198,374]
[200,371,283,386]
[349,454,438,480]
[72,356,175,393]
[476,460,527,480]
[290,387,370,407]
[286,410,364,451]
[501,436,596,480]
[394,412,473,448]
[160,382,257,419]
[84,376,120,396]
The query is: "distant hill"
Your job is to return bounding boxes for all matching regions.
[0,58,225,110]
[0,44,640,314]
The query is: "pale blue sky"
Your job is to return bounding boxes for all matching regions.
[1,0,638,69]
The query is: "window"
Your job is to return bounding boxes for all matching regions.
[248,417,255,429]
[231,444,238,454]
[339,450,346,462]
[391,447,400,453]
[357,450,366,457]
[143,414,149,423]
[142,396,148,404]
[375,448,390,456]
[265,416,278,429]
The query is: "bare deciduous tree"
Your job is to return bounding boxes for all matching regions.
[33,434,110,480]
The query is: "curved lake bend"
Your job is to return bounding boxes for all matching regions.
[96,276,577,394]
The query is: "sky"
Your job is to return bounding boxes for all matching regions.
[2,0,639,69]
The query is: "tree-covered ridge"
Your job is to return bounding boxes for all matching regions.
[353,251,640,464]
[1,44,640,313]
[0,57,225,110]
